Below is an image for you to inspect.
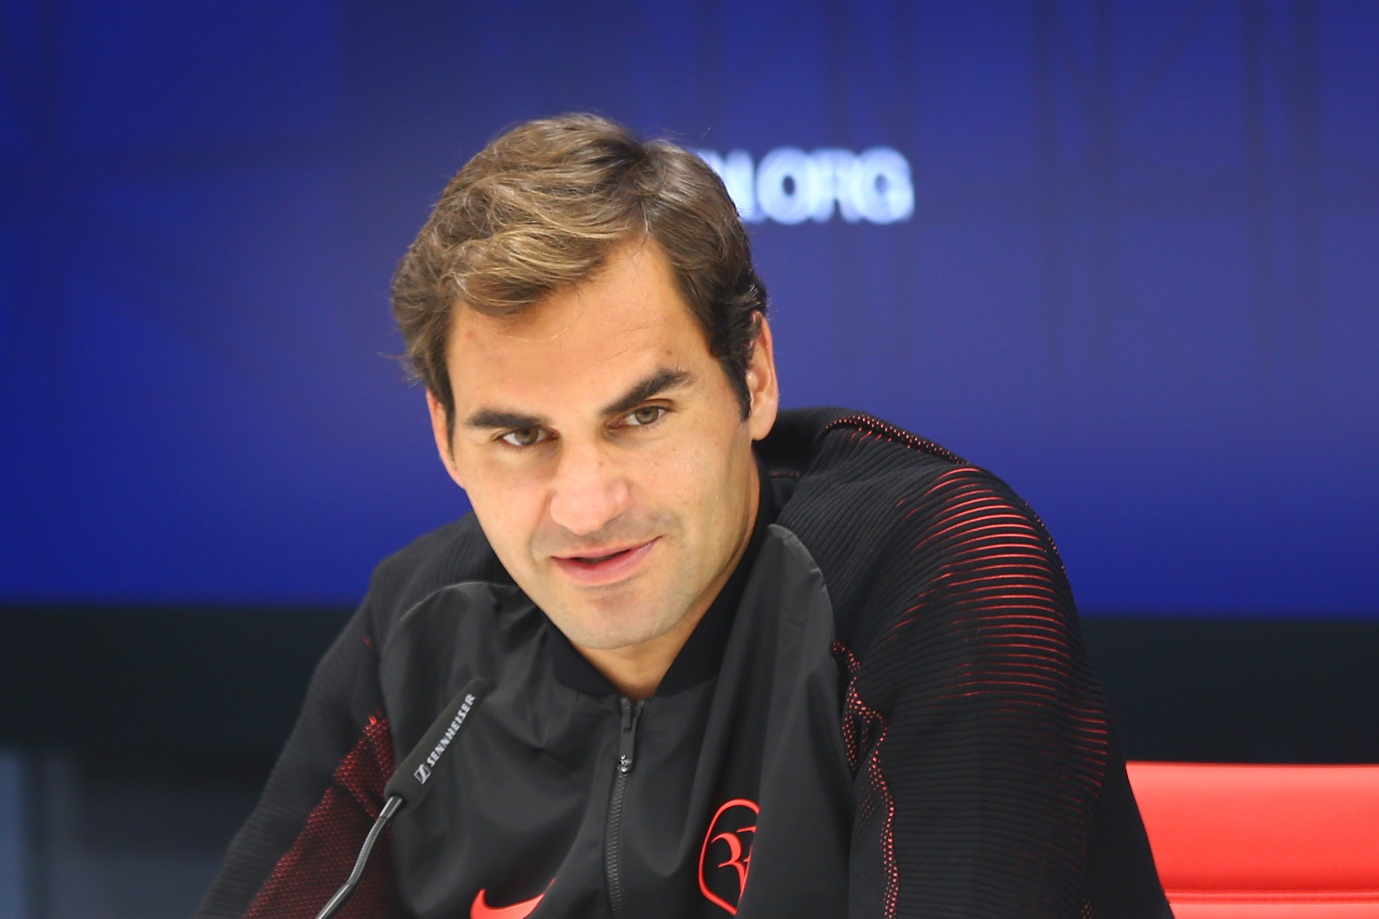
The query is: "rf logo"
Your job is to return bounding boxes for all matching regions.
[698,798,760,915]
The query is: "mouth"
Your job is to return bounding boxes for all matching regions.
[551,539,658,585]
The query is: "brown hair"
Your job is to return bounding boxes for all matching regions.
[390,113,768,430]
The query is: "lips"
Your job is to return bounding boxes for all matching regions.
[551,538,658,586]
[569,549,631,565]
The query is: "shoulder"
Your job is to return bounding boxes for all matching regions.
[768,408,972,532]
[765,409,1071,649]
[767,407,1042,575]
[364,512,513,635]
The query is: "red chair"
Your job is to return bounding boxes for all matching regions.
[1126,762,1379,918]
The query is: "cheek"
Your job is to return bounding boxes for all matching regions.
[467,485,541,561]
[645,427,751,516]
[456,454,533,525]
[641,437,725,498]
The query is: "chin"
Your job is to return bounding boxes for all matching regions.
[562,607,676,653]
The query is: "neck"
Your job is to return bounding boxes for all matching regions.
[581,646,674,701]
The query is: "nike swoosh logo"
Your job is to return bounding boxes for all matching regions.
[471,887,546,919]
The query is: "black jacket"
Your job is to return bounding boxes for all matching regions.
[198,408,1170,919]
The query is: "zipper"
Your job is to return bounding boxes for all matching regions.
[605,696,643,919]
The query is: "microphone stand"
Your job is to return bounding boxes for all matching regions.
[314,795,403,919]
[313,677,492,919]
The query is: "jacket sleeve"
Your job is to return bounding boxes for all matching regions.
[838,466,1174,916]
[829,463,1169,918]
[194,599,400,919]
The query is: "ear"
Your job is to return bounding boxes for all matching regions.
[744,315,779,442]
[426,389,466,489]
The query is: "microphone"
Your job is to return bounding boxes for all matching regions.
[314,677,493,919]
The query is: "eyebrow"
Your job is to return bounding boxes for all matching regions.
[461,367,694,433]
[463,408,544,432]
[600,367,693,418]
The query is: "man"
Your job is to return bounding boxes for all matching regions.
[199,114,1169,918]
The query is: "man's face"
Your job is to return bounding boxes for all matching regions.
[428,240,778,678]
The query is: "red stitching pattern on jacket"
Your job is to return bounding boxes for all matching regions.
[245,714,397,919]
[835,642,899,919]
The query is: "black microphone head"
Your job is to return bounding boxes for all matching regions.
[384,677,492,813]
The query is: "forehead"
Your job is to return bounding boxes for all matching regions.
[445,242,713,411]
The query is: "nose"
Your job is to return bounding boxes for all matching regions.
[547,440,631,537]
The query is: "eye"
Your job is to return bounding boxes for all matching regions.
[499,427,549,448]
[624,405,666,427]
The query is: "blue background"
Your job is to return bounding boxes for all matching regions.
[3,0,1376,616]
